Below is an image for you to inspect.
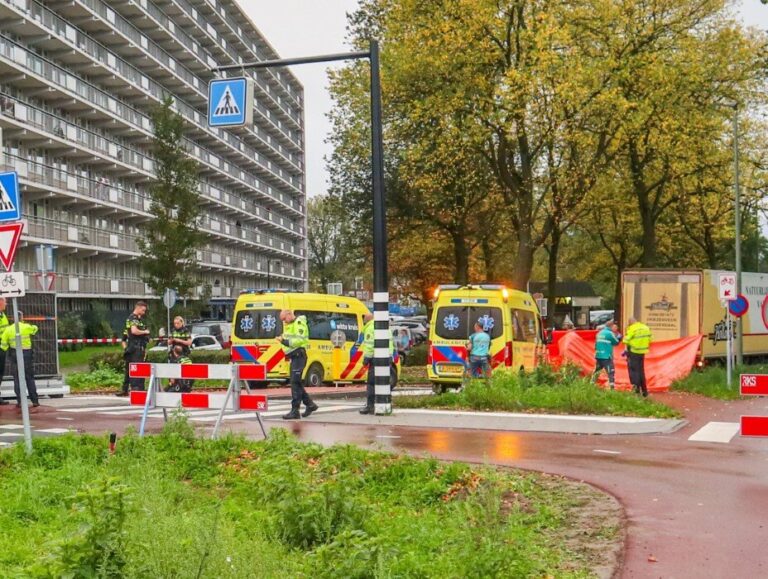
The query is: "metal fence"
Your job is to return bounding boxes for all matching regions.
[6,292,59,378]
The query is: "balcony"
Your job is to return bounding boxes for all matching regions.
[38,273,152,297]
[0,33,303,207]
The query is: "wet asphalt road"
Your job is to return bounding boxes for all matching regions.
[2,391,766,578]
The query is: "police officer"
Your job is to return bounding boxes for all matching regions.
[168,316,192,357]
[0,298,9,405]
[277,309,317,420]
[122,301,150,393]
[1,311,39,408]
[623,317,652,397]
[359,313,396,414]
[359,313,375,414]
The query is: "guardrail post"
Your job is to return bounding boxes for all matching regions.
[138,366,155,437]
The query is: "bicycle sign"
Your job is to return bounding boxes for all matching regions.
[0,272,25,297]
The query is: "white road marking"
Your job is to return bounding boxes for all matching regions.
[688,421,740,444]
[593,449,621,455]
[56,417,74,421]
[58,404,131,413]
[0,424,25,430]
[376,435,402,439]
[0,432,22,438]
[36,428,72,434]
[0,441,10,447]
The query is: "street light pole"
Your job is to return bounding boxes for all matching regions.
[212,42,392,413]
[733,106,743,366]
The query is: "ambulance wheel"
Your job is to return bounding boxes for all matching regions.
[432,383,447,394]
[304,363,324,388]
[247,381,269,390]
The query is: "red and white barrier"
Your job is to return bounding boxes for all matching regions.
[58,338,122,345]
[128,362,268,438]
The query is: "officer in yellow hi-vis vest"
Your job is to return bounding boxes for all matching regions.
[623,317,652,397]
[277,309,317,420]
[0,311,39,408]
[0,298,9,405]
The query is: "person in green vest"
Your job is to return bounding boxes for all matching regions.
[623,317,653,397]
[277,309,317,420]
[0,298,9,405]
[359,313,396,414]
[0,311,39,408]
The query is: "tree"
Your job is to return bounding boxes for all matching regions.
[138,96,204,298]
[307,195,362,291]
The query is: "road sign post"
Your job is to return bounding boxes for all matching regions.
[0,172,31,453]
[163,288,177,353]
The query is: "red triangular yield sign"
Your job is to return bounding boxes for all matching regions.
[0,222,24,271]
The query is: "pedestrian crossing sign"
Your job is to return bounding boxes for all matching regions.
[0,172,21,223]
[208,77,253,127]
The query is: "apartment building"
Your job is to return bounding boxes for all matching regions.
[0,0,307,319]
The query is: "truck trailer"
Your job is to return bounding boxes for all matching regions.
[621,269,768,361]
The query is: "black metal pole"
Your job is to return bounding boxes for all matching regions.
[369,40,391,414]
[211,43,390,412]
[267,260,270,290]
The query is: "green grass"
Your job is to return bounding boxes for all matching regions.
[396,366,680,418]
[59,346,122,370]
[65,363,124,392]
[0,420,618,578]
[670,363,765,400]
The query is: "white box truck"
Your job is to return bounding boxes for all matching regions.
[621,269,768,360]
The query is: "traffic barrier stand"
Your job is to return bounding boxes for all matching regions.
[128,362,268,439]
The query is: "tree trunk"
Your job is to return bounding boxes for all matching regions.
[546,227,561,306]
[452,232,470,285]
[614,267,623,323]
[640,208,657,267]
[511,227,534,290]
[481,235,497,282]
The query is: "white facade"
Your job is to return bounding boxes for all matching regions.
[0,0,307,311]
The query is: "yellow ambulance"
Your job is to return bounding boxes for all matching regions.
[231,290,400,388]
[427,284,543,389]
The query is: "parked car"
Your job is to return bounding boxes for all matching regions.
[189,321,230,347]
[149,334,223,353]
[395,320,428,343]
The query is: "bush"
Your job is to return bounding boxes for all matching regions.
[404,343,427,366]
[146,349,231,364]
[66,364,124,391]
[57,313,85,339]
[671,363,762,400]
[89,352,125,373]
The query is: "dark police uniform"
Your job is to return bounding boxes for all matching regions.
[170,325,191,357]
[123,313,149,392]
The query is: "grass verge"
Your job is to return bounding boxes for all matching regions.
[670,364,764,400]
[59,345,122,370]
[396,366,680,418]
[0,420,621,578]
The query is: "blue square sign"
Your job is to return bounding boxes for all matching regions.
[0,172,21,223]
[208,77,252,127]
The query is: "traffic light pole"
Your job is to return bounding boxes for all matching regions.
[213,40,392,414]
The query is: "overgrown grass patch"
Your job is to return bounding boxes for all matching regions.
[0,418,619,577]
[670,363,764,400]
[59,345,122,370]
[398,365,680,418]
[65,363,124,392]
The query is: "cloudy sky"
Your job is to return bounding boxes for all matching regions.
[245,1,767,200]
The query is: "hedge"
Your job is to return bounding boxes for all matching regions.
[89,349,231,372]
[404,344,427,367]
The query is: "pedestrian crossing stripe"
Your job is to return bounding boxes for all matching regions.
[213,85,240,117]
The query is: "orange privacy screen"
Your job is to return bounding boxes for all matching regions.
[548,331,702,392]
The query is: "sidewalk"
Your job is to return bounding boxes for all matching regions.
[300,406,687,435]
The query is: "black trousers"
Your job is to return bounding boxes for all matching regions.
[288,349,312,410]
[9,349,38,405]
[124,346,146,392]
[593,358,616,388]
[627,352,648,396]
[364,357,375,408]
